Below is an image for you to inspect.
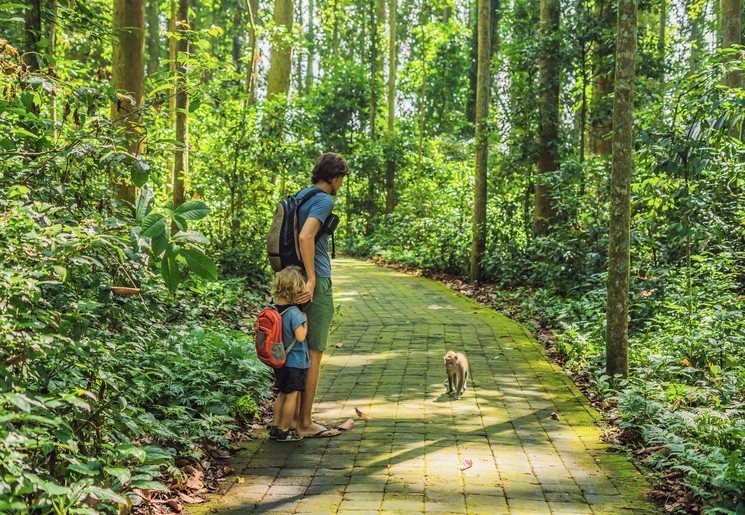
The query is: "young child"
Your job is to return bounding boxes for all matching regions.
[269,266,310,442]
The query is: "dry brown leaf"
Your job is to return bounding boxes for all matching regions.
[178,493,206,504]
[460,458,473,471]
[387,464,392,469]
[166,499,182,512]
[550,412,560,421]
[216,466,234,478]
[355,407,372,420]
[338,418,355,430]
[335,343,344,348]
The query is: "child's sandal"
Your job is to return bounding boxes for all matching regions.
[277,429,303,442]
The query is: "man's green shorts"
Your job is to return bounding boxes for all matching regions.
[304,277,334,352]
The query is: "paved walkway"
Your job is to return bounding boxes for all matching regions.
[201,259,657,514]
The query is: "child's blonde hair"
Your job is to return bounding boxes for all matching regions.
[271,266,305,304]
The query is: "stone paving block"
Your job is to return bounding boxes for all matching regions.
[194,259,659,514]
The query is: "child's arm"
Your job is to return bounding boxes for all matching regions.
[293,321,308,343]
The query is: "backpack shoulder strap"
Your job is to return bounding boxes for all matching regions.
[295,188,323,208]
[276,304,299,352]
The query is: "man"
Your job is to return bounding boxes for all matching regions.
[295,152,349,437]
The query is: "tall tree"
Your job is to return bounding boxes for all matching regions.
[24,0,41,73]
[147,0,160,76]
[471,0,491,282]
[305,0,314,91]
[232,1,242,72]
[385,0,397,214]
[267,0,294,100]
[111,0,145,205]
[605,0,637,378]
[533,0,559,236]
[172,0,188,215]
[245,0,259,102]
[48,0,58,139]
[589,0,614,156]
[721,0,742,88]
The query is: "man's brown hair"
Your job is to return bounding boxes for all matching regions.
[311,152,349,184]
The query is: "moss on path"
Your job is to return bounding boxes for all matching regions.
[192,258,658,514]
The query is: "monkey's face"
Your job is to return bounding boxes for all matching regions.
[444,351,458,369]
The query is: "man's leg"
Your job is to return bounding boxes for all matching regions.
[298,349,323,434]
[297,277,334,436]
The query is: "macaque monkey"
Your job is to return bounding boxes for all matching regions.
[444,351,469,400]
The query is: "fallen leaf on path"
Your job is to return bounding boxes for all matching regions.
[460,458,473,471]
[550,412,560,421]
[216,466,234,478]
[355,407,372,420]
[338,418,355,430]
[387,464,392,469]
[236,476,245,484]
[335,343,343,348]
[167,499,183,512]
[178,493,206,504]
[208,448,231,460]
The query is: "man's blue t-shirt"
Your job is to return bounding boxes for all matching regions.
[296,186,334,278]
[277,304,310,369]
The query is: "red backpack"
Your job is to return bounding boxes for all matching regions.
[255,306,297,368]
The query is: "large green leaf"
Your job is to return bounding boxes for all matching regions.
[130,480,169,492]
[180,248,218,281]
[85,486,130,504]
[131,159,151,188]
[135,186,154,222]
[103,466,131,485]
[172,230,209,245]
[161,256,180,293]
[173,201,210,221]
[140,214,166,238]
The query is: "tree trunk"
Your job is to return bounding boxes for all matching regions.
[24,0,41,73]
[471,0,490,282]
[417,4,427,174]
[48,0,58,140]
[688,1,705,70]
[267,0,295,100]
[306,0,314,91]
[606,0,637,379]
[169,0,177,123]
[721,0,742,88]
[111,0,145,205]
[366,0,380,233]
[533,0,559,236]
[589,0,614,156]
[147,0,160,76]
[232,1,242,73]
[466,0,477,126]
[246,0,259,102]
[385,0,397,214]
[172,0,189,220]
[294,0,303,94]
[658,0,665,84]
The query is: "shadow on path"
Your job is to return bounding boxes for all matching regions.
[194,259,659,514]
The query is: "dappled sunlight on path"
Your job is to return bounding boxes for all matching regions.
[195,259,658,514]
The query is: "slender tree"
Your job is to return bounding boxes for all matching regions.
[232,1,242,73]
[533,0,559,236]
[589,0,614,156]
[721,0,742,88]
[172,0,189,216]
[111,0,145,205]
[24,0,41,73]
[48,0,58,139]
[267,0,294,100]
[385,0,397,214]
[605,0,637,378]
[471,0,491,282]
[658,0,665,84]
[305,0,314,91]
[146,0,160,76]
[245,0,259,102]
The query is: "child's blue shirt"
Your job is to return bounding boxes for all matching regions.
[275,304,310,369]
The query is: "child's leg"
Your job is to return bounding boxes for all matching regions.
[280,391,300,430]
[273,393,287,429]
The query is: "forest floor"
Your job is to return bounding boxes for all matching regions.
[191,258,658,514]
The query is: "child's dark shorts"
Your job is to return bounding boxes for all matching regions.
[274,366,307,394]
